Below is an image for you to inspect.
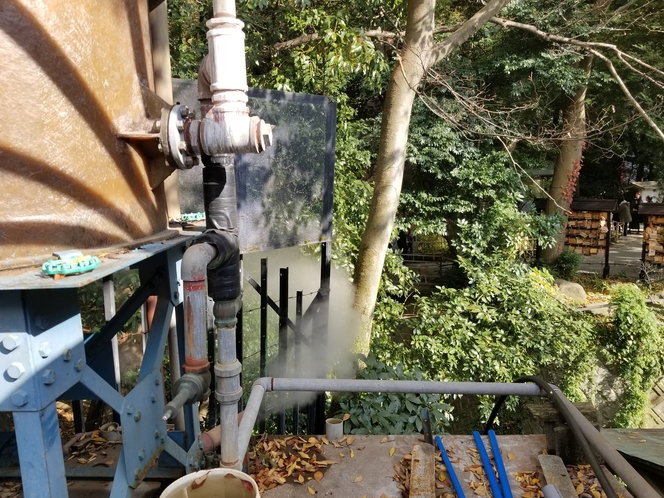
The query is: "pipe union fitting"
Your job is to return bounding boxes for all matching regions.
[215,387,243,404]
[214,361,242,378]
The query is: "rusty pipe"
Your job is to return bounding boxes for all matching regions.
[181,242,217,373]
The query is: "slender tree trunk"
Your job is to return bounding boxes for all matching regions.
[541,0,612,261]
[352,0,511,355]
[541,54,593,261]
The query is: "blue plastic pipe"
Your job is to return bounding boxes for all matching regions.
[473,431,503,498]
[435,436,465,498]
[488,430,513,498]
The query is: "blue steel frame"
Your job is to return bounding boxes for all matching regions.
[0,235,206,497]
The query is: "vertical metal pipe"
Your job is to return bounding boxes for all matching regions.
[315,242,332,434]
[293,291,303,435]
[102,277,121,392]
[168,310,185,431]
[182,243,217,373]
[259,258,268,433]
[236,298,244,412]
[214,300,242,469]
[277,268,289,434]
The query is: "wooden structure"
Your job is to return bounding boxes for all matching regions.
[638,203,664,278]
[564,199,617,278]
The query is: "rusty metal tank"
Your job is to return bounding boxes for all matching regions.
[0,1,175,270]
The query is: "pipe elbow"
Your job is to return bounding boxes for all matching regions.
[182,242,218,282]
[253,377,272,391]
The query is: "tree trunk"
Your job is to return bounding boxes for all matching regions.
[540,54,593,261]
[352,0,512,355]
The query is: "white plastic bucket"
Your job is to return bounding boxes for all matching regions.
[160,468,260,498]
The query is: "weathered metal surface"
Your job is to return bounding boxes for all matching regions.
[262,434,547,498]
[538,455,579,498]
[601,429,664,472]
[0,1,173,270]
[410,443,435,498]
[0,232,192,290]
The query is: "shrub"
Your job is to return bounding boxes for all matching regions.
[603,285,664,427]
[374,258,596,419]
[337,353,453,435]
[550,249,581,280]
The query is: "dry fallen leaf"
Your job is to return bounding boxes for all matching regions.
[474,483,487,496]
[314,471,323,483]
[298,475,305,484]
[389,447,396,457]
[350,449,355,458]
[339,452,345,458]
[307,486,316,495]
[508,452,516,461]
[353,476,363,483]
[321,437,329,445]
[343,414,351,421]
[347,436,356,446]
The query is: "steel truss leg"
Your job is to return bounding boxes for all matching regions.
[13,401,67,498]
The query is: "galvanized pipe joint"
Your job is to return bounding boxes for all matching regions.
[214,299,243,470]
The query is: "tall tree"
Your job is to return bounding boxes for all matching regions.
[352,0,512,354]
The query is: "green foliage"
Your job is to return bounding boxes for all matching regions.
[168,0,211,79]
[373,259,595,418]
[549,248,581,280]
[602,285,664,427]
[337,354,452,435]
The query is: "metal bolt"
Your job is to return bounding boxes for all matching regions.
[42,369,56,385]
[63,349,72,362]
[34,315,49,330]
[38,341,52,358]
[173,291,179,301]
[11,390,28,407]
[178,141,188,152]
[134,470,140,479]
[188,111,196,119]
[151,394,157,403]
[154,120,161,130]
[74,359,84,372]
[134,411,142,422]
[154,430,160,439]
[160,436,165,443]
[138,449,145,461]
[157,143,163,153]
[7,362,25,380]
[2,334,20,352]
[176,120,184,131]
[155,377,161,386]
[184,156,194,168]
[179,106,189,119]
[126,404,134,415]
